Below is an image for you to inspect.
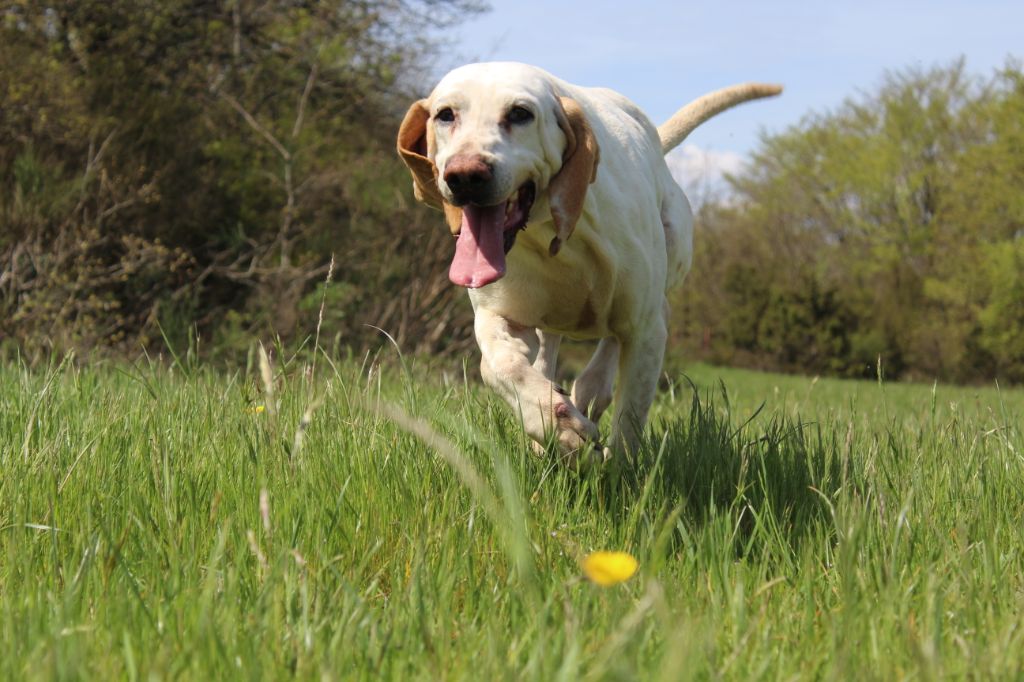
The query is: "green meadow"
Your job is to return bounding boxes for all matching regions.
[2,354,1023,680]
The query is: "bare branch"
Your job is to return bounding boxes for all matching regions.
[218,90,291,162]
[292,54,321,140]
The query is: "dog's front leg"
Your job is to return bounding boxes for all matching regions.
[474,309,599,459]
[532,330,561,380]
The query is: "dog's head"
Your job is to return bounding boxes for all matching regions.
[397,62,600,288]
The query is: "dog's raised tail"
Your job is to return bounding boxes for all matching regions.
[658,82,782,154]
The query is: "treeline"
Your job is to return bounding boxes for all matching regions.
[3,6,1022,384]
[1,0,482,362]
[675,60,1024,383]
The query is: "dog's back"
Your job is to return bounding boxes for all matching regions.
[541,70,695,311]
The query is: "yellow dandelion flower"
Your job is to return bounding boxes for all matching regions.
[246,405,266,414]
[581,551,639,586]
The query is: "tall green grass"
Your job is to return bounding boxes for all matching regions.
[2,353,1022,680]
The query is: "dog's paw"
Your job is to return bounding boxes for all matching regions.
[551,398,602,465]
[526,397,602,467]
[553,399,598,444]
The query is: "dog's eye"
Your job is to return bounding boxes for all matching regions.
[506,106,534,125]
[436,107,455,123]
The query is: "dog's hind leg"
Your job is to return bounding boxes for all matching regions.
[660,182,694,290]
[609,309,668,454]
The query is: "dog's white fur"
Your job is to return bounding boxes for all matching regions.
[399,62,780,460]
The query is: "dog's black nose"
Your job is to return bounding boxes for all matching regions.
[443,154,493,202]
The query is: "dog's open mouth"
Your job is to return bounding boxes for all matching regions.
[449,181,536,288]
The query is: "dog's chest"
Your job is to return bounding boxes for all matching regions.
[469,231,615,339]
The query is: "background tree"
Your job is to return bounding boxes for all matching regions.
[673,60,1024,383]
[1,0,484,361]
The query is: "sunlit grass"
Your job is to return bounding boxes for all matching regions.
[1,353,1023,679]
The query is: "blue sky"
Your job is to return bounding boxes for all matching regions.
[438,0,1022,195]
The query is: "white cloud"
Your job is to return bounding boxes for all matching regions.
[664,144,746,207]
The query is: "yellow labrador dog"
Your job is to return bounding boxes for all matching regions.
[398,62,780,462]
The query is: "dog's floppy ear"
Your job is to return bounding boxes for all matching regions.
[397,99,462,234]
[548,96,600,255]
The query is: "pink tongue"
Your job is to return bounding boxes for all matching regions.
[449,203,508,288]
